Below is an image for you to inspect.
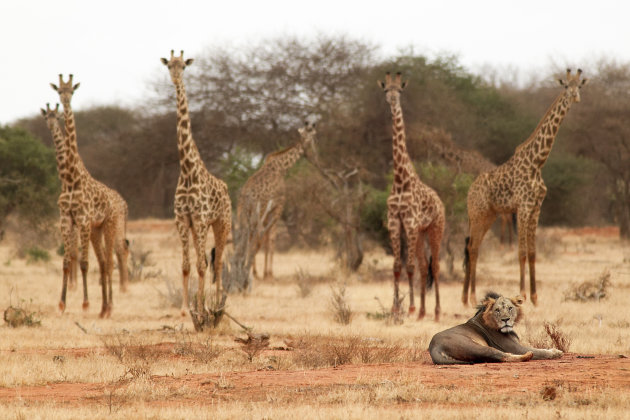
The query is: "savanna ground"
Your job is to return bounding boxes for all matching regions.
[0,220,629,419]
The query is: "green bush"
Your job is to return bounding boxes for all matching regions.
[0,126,59,231]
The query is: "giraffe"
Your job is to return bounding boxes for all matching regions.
[51,74,129,318]
[420,125,516,244]
[161,50,232,317]
[237,121,317,281]
[378,72,445,320]
[462,69,588,306]
[40,103,78,289]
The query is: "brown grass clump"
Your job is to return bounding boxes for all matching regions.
[563,269,611,302]
[330,282,353,325]
[286,335,410,368]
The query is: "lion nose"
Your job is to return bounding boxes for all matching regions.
[501,317,510,323]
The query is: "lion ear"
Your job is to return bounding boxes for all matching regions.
[482,296,496,309]
[511,295,525,306]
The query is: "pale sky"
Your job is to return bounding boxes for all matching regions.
[1,0,628,124]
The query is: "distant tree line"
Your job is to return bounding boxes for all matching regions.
[10,35,630,254]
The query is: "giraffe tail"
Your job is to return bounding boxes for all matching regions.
[512,213,517,232]
[426,256,434,290]
[210,247,216,284]
[463,236,470,275]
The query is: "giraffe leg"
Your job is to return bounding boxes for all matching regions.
[405,225,419,315]
[78,221,91,311]
[264,223,277,281]
[114,214,129,293]
[415,231,427,320]
[427,220,444,321]
[527,200,544,306]
[59,215,75,313]
[191,217,210,313]
[211,218,230,300]
[464,212,496,306]
[90,226,108,318]
[387,213,403,313]
[516,207,530,301]
[252,242,261,280]
[115,236,129,293]
[102,221,116,318]
[175,215,191,316]
[68,227,78,290]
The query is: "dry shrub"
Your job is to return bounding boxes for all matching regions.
[235,333,270,362]
[3,299,41,328]
[330,282,353,325]
[544,322,572,352]
[528,321,572,352]
[101,335,162,380]
[563,269,611,302]
[366,296,405,325]
[173,332,221,363]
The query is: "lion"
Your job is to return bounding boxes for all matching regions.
[428,291,563,364]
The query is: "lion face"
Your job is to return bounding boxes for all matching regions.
[482,295,524,333]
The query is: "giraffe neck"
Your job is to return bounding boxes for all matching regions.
[516,92,572,168]
[174,80,203,178]
[389,100,416,184]
[47,118,68,179]
[60,101,86,184]
[264,142,304,173]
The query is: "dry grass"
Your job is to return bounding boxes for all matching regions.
[0,220,629,418]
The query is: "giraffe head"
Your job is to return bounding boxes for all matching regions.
[40,102,61,122]
[558,68,588,103]
[50,74,80,107]
[378,72,408,105]
[161,50,194,85]
[298,120,318,162]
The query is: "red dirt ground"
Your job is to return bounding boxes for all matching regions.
[0,351,627,407]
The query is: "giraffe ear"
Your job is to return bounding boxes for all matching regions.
[558,79,566,87]
[401,80,408,89]
[73,83,80,91]
[377,80,385,89]
[185,58,194,66]
[580,78,589,87]
[41,108,47,116]
[50,83,58,91]
[160,57,169,65]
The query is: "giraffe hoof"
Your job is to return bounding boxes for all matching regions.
[59,302,66,313]
[461,295,468,306]
[531,294,538,306]
[417,310,426,320]
[82,301,89,311]
[180,309,188,317]
[391,306,401,315]
[408,306,416,314]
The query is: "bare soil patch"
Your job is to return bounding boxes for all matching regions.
[0,351,627,408]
